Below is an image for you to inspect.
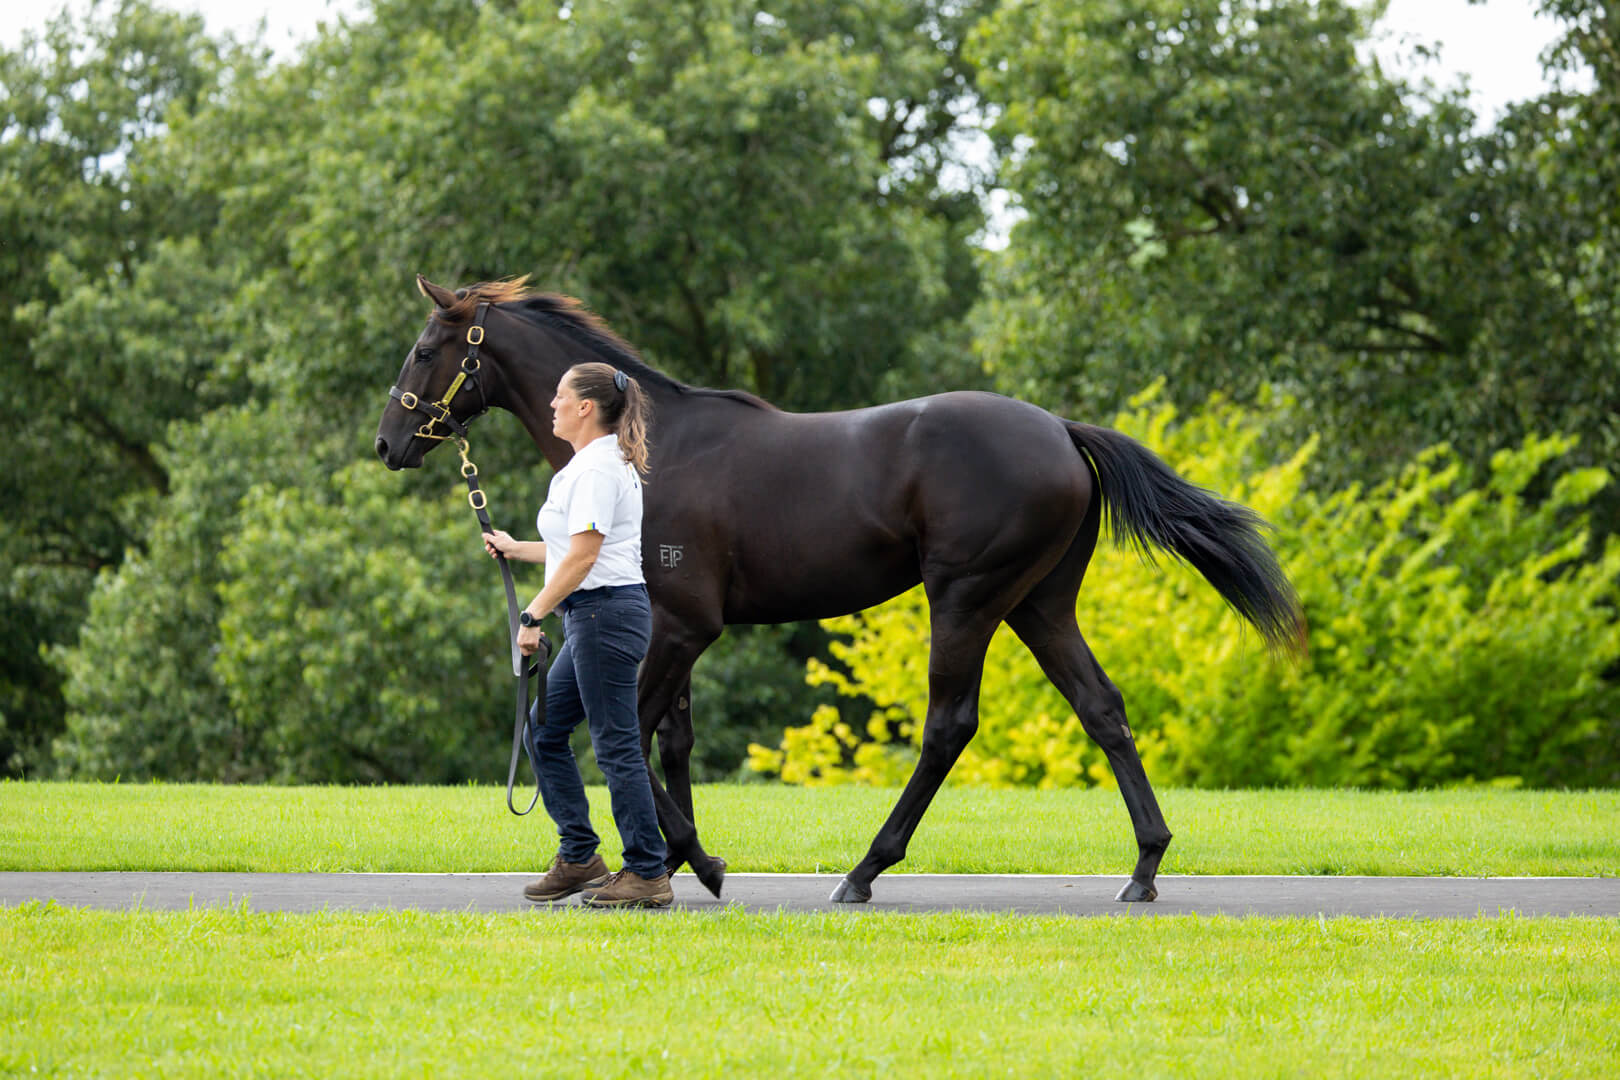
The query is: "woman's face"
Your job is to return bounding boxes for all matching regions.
[551,374,583,442]
[551,373,595,443]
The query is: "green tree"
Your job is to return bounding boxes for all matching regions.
[42,0,994,781]
[51,404,293,780]
[229,0,993,413]
[968,0,1620,511]
[686,621,841,781]
[212,463,513,783]
[1,0,243,774]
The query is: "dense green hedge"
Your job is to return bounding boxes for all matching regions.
[750,388,1620,789]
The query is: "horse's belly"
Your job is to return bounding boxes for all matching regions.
[722,549,921,624]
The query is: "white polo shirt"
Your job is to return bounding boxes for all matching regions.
[537,434,645,590]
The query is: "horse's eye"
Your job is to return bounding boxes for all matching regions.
[415,348,435,363]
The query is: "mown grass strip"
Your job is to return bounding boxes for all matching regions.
[3,782,1616,876]
[3,905,1616,1078]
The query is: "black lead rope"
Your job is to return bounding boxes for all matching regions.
[455,440,551,817]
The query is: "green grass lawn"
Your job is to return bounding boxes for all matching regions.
[4,904,1616,1078]
[5,783,1618,1076]
[2,781,1616,875]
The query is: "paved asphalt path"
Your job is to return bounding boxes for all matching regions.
[4,872,1617,917]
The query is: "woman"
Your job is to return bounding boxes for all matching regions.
[482,361,671,908]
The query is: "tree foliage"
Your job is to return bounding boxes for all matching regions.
[50,404,291,780]
[7,0,1620,787]
[968,0,1620,506]
[212,463,509,783]
[1,0,247,774]
[15,0,988,780]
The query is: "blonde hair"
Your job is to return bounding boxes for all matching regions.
[567,362,652,476]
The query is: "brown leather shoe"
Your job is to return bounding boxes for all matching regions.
[580,869,674,909]
[523,853,611,902]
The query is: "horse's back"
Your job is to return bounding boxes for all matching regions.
[766,390,1081,471]
[735,390,1087,518]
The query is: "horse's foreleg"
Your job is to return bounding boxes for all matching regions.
[832,615,996,903]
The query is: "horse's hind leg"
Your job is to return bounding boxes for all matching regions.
[653,673,696,825]
[830,597,1002,904]
[1007,602,1172,902]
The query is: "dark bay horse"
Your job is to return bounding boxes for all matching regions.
[375,276,1306,903]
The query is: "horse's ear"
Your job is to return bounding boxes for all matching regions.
[416,275,458,310]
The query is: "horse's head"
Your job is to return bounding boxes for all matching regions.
[375,275,493,470]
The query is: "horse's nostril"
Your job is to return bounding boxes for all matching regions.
[375,436,389,460]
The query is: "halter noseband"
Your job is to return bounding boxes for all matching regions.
[388,301,492,444]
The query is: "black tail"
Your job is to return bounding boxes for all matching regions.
[1067,422,1307,655]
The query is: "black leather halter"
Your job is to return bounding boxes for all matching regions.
[389,302,491,444]
[387,300,549,815]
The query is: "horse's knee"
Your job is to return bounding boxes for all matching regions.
[656,729,694,762]
[656,712,695,761]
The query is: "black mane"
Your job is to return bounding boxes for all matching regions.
[504,295,777,412]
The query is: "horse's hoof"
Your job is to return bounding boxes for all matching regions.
[829,876,871,904]
[693,856,726,899]
[1115,878,1158,903]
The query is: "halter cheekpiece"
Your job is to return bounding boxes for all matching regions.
[388,301,492,446]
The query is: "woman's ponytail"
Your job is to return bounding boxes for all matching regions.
[616,377,651,477]
[566,362,653,477]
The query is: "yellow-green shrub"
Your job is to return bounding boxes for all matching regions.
[748,387,1620,789]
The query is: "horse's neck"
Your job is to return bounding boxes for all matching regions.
[505,397,574,472]
[490,304,779,470]
[494,321,578,470]
[495,317,697,471]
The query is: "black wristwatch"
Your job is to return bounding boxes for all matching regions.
[518,611,543,629]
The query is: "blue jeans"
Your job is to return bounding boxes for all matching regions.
[526,583,667,878]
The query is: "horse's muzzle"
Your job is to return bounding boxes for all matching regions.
[376,435,402,470]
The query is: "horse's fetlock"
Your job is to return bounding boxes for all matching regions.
[867,838,906,871]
